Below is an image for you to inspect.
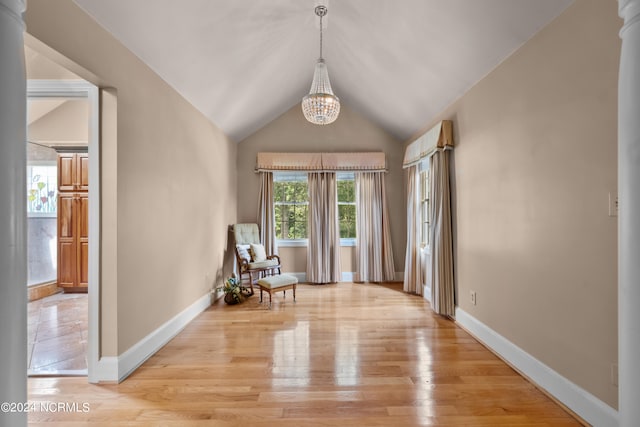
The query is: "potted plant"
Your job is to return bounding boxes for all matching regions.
[223,275,249,305]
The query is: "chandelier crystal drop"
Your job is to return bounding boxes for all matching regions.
[302,5,340,125]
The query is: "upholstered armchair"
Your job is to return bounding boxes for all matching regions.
[231,223,281,294]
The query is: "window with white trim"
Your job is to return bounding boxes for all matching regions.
[337,172,356,241]
[419,160,430,247]
[274,171,357,246]
[274,172,308,241]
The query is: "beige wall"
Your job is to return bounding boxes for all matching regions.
[28,99,89,144]
[412,0,620,408]
[236,104,405,276]
[25,0,237,356]
[278,246,355,275]
[25,44,81,80]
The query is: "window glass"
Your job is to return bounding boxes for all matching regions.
[27,163,57,216]
[273,171,357,243]
[274,172,308,240]
[337,173,356,239]
[419,164,430,246]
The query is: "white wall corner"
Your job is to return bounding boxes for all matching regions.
[115,292,212,382]
[455,308,618,427]
[90,357,118,383]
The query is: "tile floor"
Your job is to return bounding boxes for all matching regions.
[27,292,88,376]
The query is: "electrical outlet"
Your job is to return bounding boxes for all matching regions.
[609,192,618,217]
[611,363,618,387]
[470,291,477,306]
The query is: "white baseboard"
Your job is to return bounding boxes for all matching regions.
[91,356,118,383]
[284,272,307,282]
[285,272,352,282]
[455,308,618,427]
[283,272,404,283]
[92,292,212,383]
[423,284,431,302]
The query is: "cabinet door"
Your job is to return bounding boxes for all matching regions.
[58,154,76,192]
[77,195,89,288]
[57,194,77,288]
[58,153,89,192]
[77,153,89,192]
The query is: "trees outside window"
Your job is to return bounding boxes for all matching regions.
[274,172,308,240]
[337,172,356,239]
[274,172,356,244]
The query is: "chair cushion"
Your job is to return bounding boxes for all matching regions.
[233,223,260,245]
[257,274,298,289]
[236,244,251,262]
[247,259,279,269]
[250,243,267,262]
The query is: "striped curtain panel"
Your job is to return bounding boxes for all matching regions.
[307,172,341,283]
[430,150,455,317]
[258,172,277,255]
[355,172,395,282]
[403,165,423,295]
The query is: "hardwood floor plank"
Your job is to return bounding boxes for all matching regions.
[27,283,583,426]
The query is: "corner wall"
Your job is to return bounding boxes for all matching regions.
[25,0,237,359]
[415,0,620,409]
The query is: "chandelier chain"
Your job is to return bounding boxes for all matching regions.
[319,11,323,59]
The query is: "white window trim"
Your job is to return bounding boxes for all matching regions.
[277,238,308,248]
[274,171,357,246]
[274,172,308,242]
[277,238,356,248]
[340,237,356,247]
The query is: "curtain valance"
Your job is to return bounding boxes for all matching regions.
[402,120,453,168]
[256,152,386,172]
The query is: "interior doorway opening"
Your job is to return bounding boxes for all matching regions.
[27,94,90,375]
[26,74,100,379]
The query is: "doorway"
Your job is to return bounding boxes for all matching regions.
[26,80,100,379]
[27,96,89,375]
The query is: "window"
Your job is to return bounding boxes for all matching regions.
[273,172,357,245]
[27,163,57,217]
[274,172,308,241]
[337,173,356,240]
[420,161,430,247]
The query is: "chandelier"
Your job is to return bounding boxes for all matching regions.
[301,5,340,125]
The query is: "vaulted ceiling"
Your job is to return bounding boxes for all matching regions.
[73,0,574,142]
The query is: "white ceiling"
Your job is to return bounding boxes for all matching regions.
[73,0,574,142]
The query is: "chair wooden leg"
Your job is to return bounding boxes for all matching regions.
[247,272,255,296]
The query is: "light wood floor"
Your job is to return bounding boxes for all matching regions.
[28,283,583,426]
[28,292,88,375]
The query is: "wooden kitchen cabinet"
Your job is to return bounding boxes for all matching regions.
[57,153,89,292]
[58,153,89,192]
